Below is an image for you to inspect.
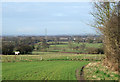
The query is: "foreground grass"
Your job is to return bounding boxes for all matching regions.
[2,61,89,80]
[84,62,119,80]
[2,53,117,80]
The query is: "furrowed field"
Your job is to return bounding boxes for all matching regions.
[2,61,89,80]
[2,53,105,80]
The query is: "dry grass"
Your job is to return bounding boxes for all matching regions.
[84,62,119,80]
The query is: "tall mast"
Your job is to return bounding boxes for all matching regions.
[45,28,47,42]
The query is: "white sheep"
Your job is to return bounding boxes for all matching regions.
[15,51,20,55]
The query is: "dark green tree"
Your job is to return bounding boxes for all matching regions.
[16,45,33,54]
[2,42,14,55]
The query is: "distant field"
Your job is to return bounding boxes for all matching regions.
[50,42,102,48]
[35,42,103,53]
[2,61,89,80]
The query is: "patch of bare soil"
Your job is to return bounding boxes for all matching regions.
[76,66,86,82]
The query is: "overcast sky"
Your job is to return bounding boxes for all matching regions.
[2,2,97,36]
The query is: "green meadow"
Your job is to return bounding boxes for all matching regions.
[2,61,89,80]
[2,53,104,80]
[35,42,103,53]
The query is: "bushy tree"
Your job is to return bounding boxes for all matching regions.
[87,47,104,54]
[88,39,94,43]
[16,45,34,54]
[41,39,49,49]
[2,42,14,55]
[36,39,49,51]
[80,43,86,51]
[91,1,120,71]
[68,41,74,49]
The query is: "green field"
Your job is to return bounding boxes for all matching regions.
[2,53,118,80]
[1,53,104,80]
[2,53,105,62]
[50,42,102,48]
[2,61,89,80]
[35,42,103,53]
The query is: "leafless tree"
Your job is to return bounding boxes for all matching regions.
[91,1,120,71]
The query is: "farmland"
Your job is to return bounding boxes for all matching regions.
[2,53,104,80]
[2,61,89,80]
[34,42,103,54]
[1,38,105,80]
[1,1,120,80]
[2,53,105,62]
[2,37,118,80]
[1,46,119,80]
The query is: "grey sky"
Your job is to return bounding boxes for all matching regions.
[2,2,97,36]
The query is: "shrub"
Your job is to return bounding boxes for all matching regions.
[87,47,104,54]
[2,42,15,55]
[16,45,34,54]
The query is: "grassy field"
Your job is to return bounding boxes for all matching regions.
[2,53,118,80]
[50,42,102,48]
[1,53,104,80]
[1,53,105,62]
[35,42,103,53]
[2,61,89,80]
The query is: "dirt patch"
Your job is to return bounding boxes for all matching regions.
[76,66,86,82]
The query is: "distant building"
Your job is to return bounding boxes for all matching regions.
[59,37,68,41]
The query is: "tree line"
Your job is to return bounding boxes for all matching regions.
[2,37,49,55]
